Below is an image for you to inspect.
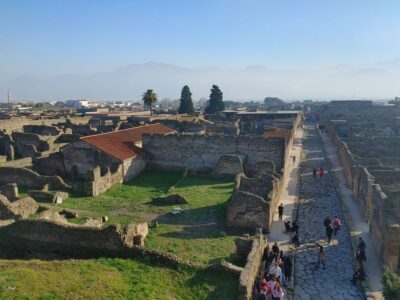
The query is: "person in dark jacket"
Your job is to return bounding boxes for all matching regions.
[283,255,293,282]
[323,216,331,236]
[356,248,366,264]
[278,203,284,220]
[312,167,317,178]
[326,223,333,244]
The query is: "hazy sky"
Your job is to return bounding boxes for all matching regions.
[1,0,400,100]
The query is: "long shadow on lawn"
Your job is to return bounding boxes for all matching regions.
[155,203,227,226]
[156,224,248,240]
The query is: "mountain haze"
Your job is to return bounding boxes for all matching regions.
[1,60,400,101]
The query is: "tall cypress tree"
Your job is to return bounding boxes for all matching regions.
[205,85,224,114]
[178,85,195,114]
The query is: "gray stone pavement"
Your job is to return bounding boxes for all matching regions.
[293,125,365,300]
[320,129,383,299]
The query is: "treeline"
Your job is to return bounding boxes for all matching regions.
[142,85,225,115]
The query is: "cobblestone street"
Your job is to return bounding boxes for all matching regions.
[293,125,365,300]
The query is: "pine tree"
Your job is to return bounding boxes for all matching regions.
[142,89,158,115]
[205,85,224,114]
[178,85,195,114]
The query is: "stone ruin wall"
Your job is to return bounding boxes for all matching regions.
[142,133,286,177]
[370,185,400,270]
[227,174,281,231]
[0,194,39,220]
[143,132,292,232]
[237,233,266,300]
[326,123,357,187]
[0,116,91,134]
[62,140,120,179]
[0,167,71,191]
[32,152,66,177]
[0,219,148,258]
[84,165,123,196]
[326,121,400,271]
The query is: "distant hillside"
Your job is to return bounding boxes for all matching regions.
[1,60,400,100]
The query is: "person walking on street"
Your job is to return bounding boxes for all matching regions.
[262,245,270,269]
[292,155,296,165]
[312,167,317,178]
[278,203,284,220]
[356,248,367,264]
[271,281,284,300]
[332,216,341,237]
[326,223,333,244]
[283,255,293,282]
[319,167,324,178]
[358,237,366,251]
[272,242,280,258]
[314,245,326,270]
[323,216,331,235]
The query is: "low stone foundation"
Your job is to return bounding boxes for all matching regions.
[0,219,148,258]
[0,195,39,220]
[0,167,71,190]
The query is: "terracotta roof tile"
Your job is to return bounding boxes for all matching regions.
[263,126,292,140]
[81,123,175,161]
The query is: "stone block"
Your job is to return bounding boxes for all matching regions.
[4,183,19,202]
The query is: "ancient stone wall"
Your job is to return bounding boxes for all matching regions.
[227,173,282,231]
[0,167,70,190]
[1,157,32,168]
[370,185,400,271]
[84,165,123,196]
[238,234,265,300]
[122,156,146,182]
[23,125,61,136]
[354,167,374,221]
[33,152,66,177]
[212,154,244,179]
[0,116,91,134]
[326,123,357,187]
[227,190,270,230]
[62,140,120,179]
[0,195,39,220]
[0,219,148,257]
[327,121,400,271]
[142,133,286,177]
[369,170,400,185]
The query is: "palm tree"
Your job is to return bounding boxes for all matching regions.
[142,89,158,115]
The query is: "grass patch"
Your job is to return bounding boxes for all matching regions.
[54,172,239,265]
[0,258,238,300]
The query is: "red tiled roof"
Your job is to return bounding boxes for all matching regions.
[81,123,175,161]
[263,126,292,140]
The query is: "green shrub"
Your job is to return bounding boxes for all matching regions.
[382,267,400,300]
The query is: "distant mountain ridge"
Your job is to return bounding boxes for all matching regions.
[1,59,400,101]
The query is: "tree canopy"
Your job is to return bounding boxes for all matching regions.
[388,97,400,105]
[142,89,158,115]
[205,85,224,114]
[178,85,195,114]
[264,97,285,107]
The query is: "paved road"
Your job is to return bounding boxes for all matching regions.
[320,128,383,299]
[293,125,365,300]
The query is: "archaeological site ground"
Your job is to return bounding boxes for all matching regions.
[0,101,398,300]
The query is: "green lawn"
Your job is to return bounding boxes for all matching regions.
[0,258,238,300]
[55,172,239,265]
